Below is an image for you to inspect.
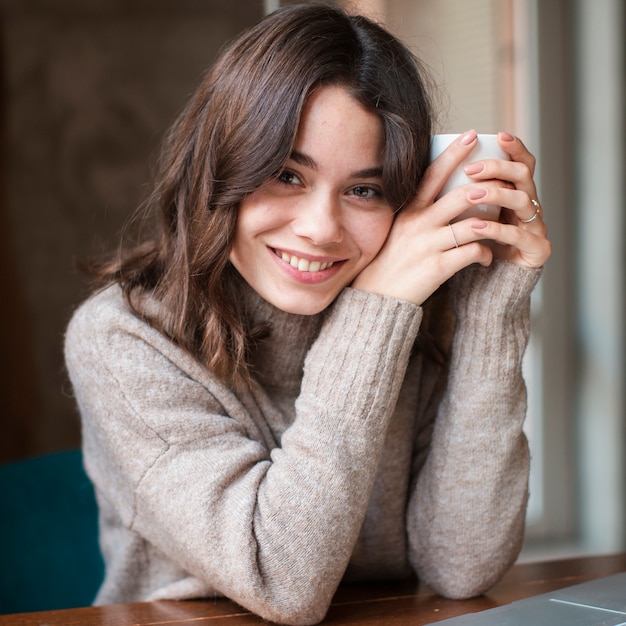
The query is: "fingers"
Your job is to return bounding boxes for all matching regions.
[460,185,546,228]
[416,130,479,207]
[519,199,542,224]
[431,180,532,227]
[401,129,550,283]
[447,223,460,249]
[463,154,538,208]
[437,134,542,226]
[463,132,538,203]
[453,218,551,268]
[464,159,531,190]
[497,132,536,175]
[442,183,550,269]
[443,223,493,267]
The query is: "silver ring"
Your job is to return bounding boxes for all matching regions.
[521,199,541,223]
[448,223,459,248]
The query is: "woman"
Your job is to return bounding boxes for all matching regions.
[65,3,551,625]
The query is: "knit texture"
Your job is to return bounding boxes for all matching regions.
[64,260,541,626]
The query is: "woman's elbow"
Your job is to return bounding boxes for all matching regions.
[426,574,493,601]
[244,583,334,626]
[415,554,513,600]
[254,599,330,626]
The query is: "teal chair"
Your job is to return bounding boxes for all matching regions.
[0,449,104,614]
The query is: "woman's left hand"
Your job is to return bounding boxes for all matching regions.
[457,132,551,269]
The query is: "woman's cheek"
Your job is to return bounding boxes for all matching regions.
[359,211,395,261]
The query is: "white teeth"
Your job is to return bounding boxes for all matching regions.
[277,250,334,272]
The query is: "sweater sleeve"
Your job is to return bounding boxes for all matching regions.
[407,260,542,599]
[65,286,422,626]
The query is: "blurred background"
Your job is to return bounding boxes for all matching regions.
[1,0,624,562]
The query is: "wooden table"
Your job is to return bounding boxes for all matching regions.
[2,553,625,626]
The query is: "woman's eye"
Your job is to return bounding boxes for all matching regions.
[277,170,301,186]
[350,185,381,199]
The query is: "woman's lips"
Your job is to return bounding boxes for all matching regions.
[274,248,335,272]
[270,247,345,283]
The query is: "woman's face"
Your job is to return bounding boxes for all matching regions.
[229,85,394,315]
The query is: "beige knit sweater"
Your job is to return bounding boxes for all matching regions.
[64,260,541,626]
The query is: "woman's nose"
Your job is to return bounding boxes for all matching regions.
[292,192,344,245]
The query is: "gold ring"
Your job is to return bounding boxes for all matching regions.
[448,223,459,248]
[521,199,541,223]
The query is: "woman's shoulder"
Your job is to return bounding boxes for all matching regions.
[65,284,174,360]
[67,283,137,336]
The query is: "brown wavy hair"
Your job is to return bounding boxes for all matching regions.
[89,2,435,389]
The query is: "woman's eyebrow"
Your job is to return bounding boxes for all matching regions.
[351,166,383,179]
[289,150,383,179]
[289,150,317,169]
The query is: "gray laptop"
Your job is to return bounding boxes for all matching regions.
[434,572,626,625]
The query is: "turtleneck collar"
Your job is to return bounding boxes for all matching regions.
[240,280,326,393]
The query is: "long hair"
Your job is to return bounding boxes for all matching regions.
[89,3,435,389]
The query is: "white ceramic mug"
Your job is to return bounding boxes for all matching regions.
[430,133,509,222]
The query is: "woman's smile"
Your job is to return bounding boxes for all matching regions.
[272,248,337,273]
[269,246,346,285]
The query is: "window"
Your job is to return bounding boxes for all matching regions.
[335,0,626,558]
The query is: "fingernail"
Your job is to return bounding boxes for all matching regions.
[459,130,477,145]
[468,188,487,200]
[464,163,484,175]
[471,220,488,229]
[499,131,515,141]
